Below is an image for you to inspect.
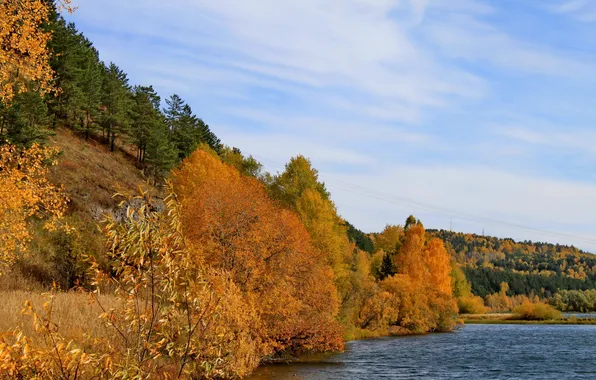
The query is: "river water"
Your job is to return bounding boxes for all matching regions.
[249,324,596,379]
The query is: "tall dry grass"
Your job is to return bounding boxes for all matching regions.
[0,290,120,346]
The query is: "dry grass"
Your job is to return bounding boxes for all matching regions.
[48,127,157,216]
[462,313,514,321]
[0,290,121,345]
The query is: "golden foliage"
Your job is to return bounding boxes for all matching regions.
[0,0,73,103]
[457,295,487,314]
[296,188,350,270]
[1,191,264,379]
[0,143,69,269]
[172,150,343,356]
[425,238,453,296]
[512,301,562,321]
[485,282,513,312]
[0,292,113,379]
[378,218,458,333]
[374,224,403,253]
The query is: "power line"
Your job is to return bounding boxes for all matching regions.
[251,154,596,246]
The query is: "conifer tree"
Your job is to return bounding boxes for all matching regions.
[132,86,177,174]
[0,91,50,145]
[76,42,102,140]
[379,252,397,280]
[131,85,160,162]
[101,62,132,151]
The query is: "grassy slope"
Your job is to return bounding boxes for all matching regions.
[48,128,155,218]
[0,128,157,291]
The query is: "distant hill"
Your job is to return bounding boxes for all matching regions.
[428,229,596,297]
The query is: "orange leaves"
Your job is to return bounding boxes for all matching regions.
[172,150,343,355]
[0,143,69,268]
[375,217,459,333]
[395,223,427,283]
[425,238,453,296]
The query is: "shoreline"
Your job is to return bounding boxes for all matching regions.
[462,313,596,325]
[464,319,596,325]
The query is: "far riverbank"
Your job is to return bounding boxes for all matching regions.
[463,313,596,325]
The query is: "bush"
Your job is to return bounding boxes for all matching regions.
[512,302,562,321]
[457,295,487,314]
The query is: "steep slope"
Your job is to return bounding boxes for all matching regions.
[2,128,158,290]
[48,127,157,219]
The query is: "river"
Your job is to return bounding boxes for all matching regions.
[249,324,596,379]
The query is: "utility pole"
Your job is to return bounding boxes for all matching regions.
[450,218,453,231]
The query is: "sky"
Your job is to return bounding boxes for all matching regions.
[66,0,596,251]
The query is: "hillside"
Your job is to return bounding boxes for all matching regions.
[49,128,157,219]
[2,128,157,290]
[428,229,596,297]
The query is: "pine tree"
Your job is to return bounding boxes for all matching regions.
[379,252,397,280]
[145,121,177,177]
[131,85,160,162]
[101,62,132,151]
[0,90,50,146]
[164,94,195,159]
[132,86,176,174]
[76,42,102,140]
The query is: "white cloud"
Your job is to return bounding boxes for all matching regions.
[551,0,596,22]
[424,13,591,76]
[217,130,375,167]
[497,126,596,156]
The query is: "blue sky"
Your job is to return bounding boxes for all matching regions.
[67,0,596,251]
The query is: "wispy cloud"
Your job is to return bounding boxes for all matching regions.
[497,126,596,156]
[551,0,596,22]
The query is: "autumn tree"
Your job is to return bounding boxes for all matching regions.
[378,216,459,333]
[172,149,343,355]
[374,224,403,253]
[270,155,330,208]
[0,0,75,103]
[0,143,68,269]
[1,191,262,378]
[219,146,263,178]
[1,0,53,103]
[394,218,427,284]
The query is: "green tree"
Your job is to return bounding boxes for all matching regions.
[131,85,160,162]
[132,86,176,175]
[0,90,49,145]
[76,43,102,140]
[100,62,132,151]
[379,252,396,280]
[270,155,330,208]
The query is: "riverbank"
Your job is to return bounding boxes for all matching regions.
[462,313,596,325]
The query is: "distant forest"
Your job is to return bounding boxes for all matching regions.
[428,230,596,297]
